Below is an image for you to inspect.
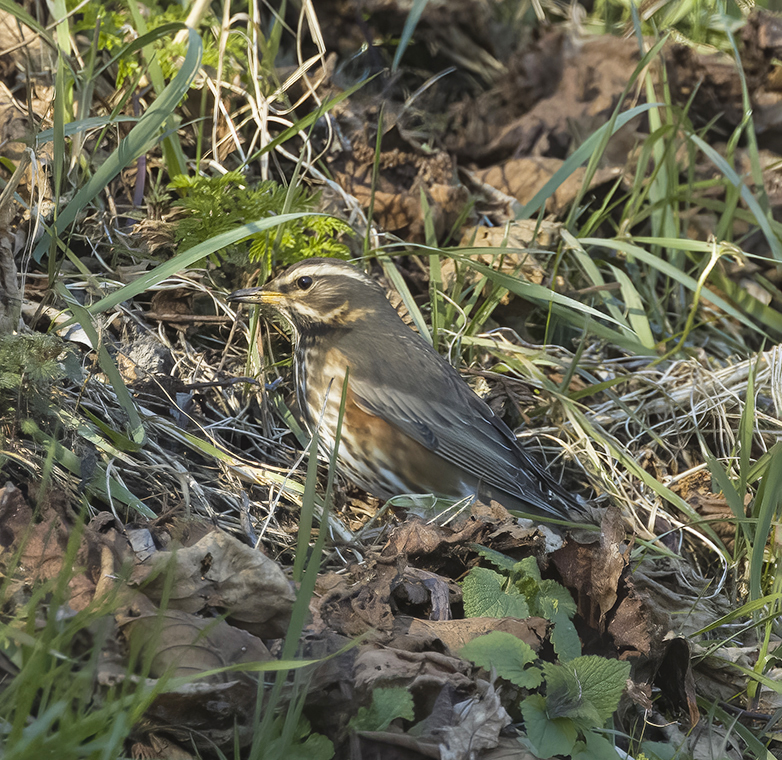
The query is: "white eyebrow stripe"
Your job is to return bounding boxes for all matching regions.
[281,261,372,286]
[312,263,369,282]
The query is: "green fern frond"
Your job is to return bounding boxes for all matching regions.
[172,174,352,269]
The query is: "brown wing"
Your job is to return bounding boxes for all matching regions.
[345,327,579,518]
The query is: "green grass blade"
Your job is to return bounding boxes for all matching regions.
[749,443,782,602]
[697,699,776,760]
[292,431,320,584]
[449,249,629,329]
[563,230,629,329]
[579,238,770,340]
[27,424,155,518]
[688,133,782,260]
[739,354,759,499]
[608,264,656,349]
[392,0,429,73]
[378,257,431,342]
[519,103,663,221]
[32,28,203,263]
[36,116,139,144]
[64,213,316,323]
[689,593,782,636]
[55,283,146,446]
[567,35,670,230]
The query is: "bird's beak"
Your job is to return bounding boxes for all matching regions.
[227,286,284,306]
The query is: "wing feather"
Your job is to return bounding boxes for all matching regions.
[345,328,576,515]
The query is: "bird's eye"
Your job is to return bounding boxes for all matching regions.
[296,276,313,290]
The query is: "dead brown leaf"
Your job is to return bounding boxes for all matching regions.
[131,529,295,639]
[390,567,461,622]
[379,517,485,563]
[466,35,642,163]
[473,158,623,214]
[355,644,473,695]
[391,615,547,659]
[329,124,470,243]
[357,679,512,760]
[318,560,397,636]
[142,679,258,750]
[117,591,271,680]
[655,637,700,728]
[0,483,131,611]
[591,508,629,624]
[551,519,665,661]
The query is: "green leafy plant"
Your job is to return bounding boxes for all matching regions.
[66,0,248,89]
[0,334,78,432]
[460,549,631,759]
[520,656,630,759]
[171,172,351,271]
[464,549,580,661]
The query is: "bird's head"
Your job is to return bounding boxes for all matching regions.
[227,258,393,334]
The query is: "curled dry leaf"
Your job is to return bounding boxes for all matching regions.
[390,615,547,659]
[438,680,511,760]
[116,591,271,680]
[355,645,474,696]
[654,637,699,728]
[390,567,461,622]
[131,529,295,639]
[379,516,486,563]
[551,512,664,658]
[591,507,629,624]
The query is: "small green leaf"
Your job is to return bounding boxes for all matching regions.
[548,618,581,663]
[572,730,622,760]
[266,716,334,760]
[349,687,415,732]
[542,661,591,722]
[537,580,580,661]
[460,631,543,689]
[514,556,542,582]
[471,544,517,573]
[537,580,577,619]
[521,693,579,759]
[462,568,530,619]
[572,656,630,723]
[543,657,630,725]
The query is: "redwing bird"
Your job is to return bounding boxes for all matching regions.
[228,258,581,519]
